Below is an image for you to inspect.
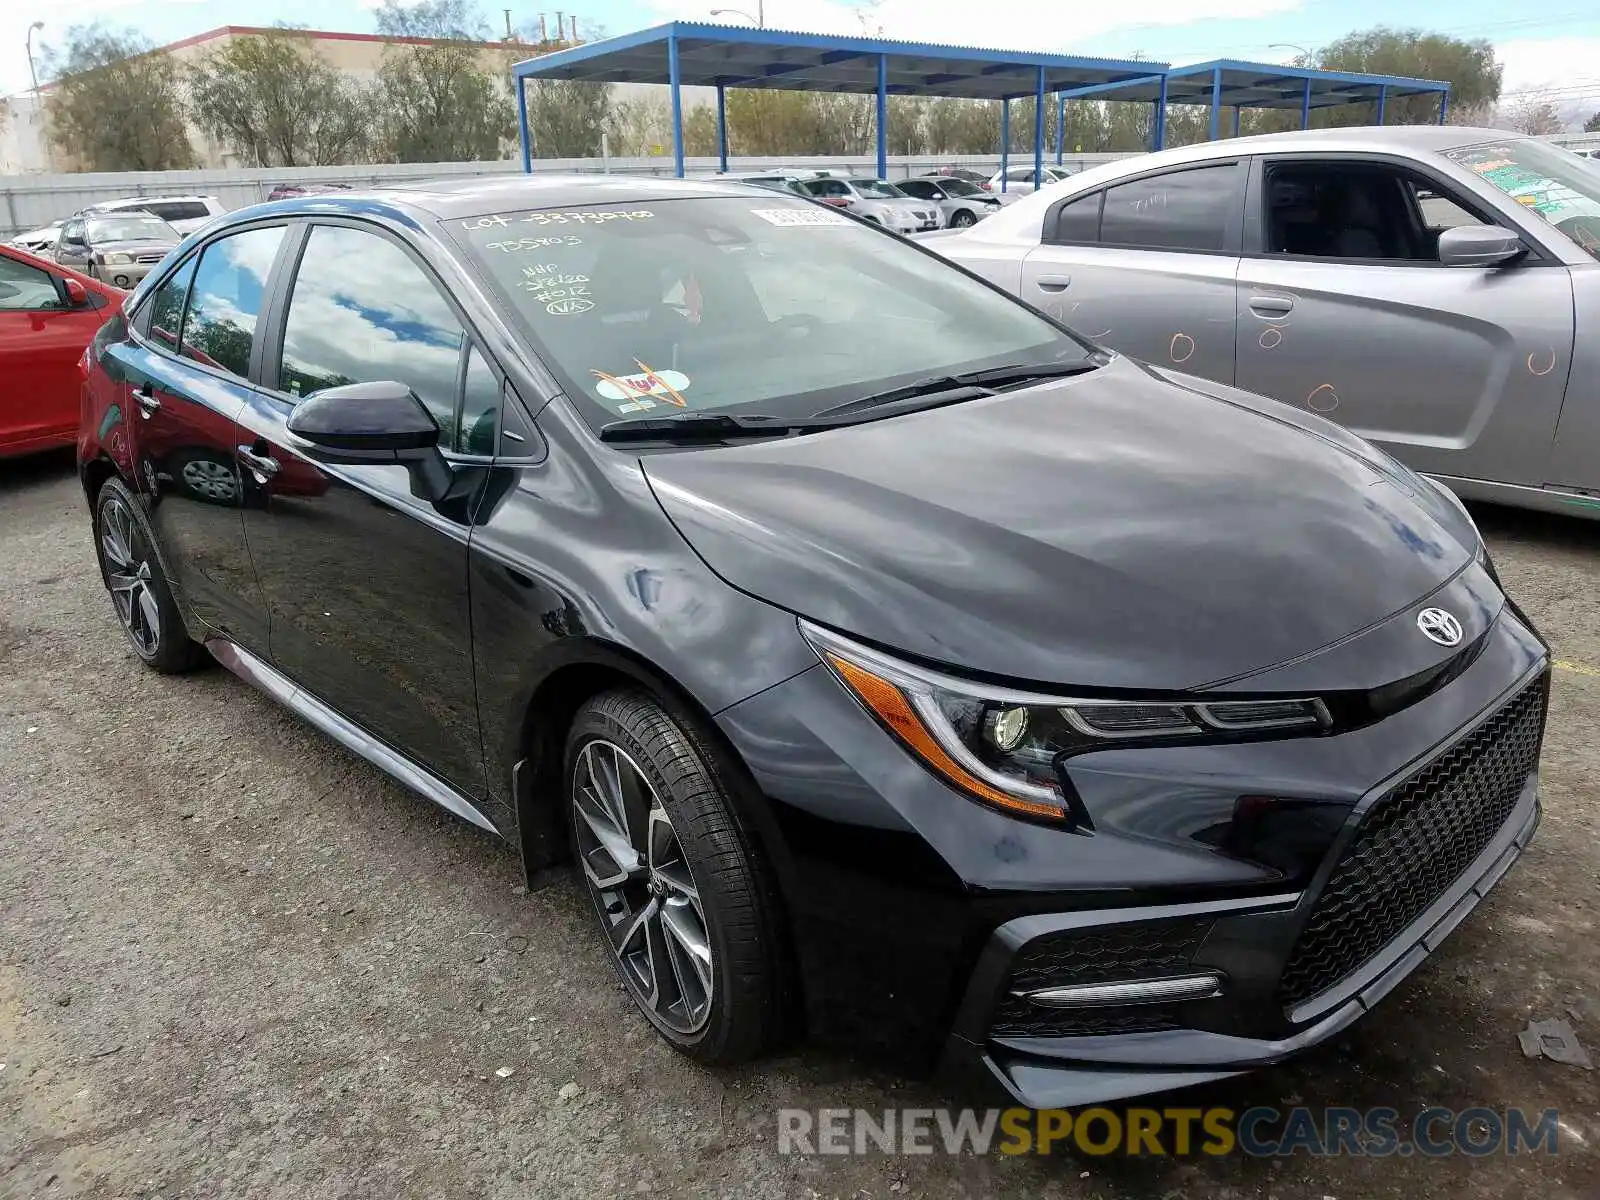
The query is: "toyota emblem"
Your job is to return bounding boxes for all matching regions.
[1417,607,1463,647]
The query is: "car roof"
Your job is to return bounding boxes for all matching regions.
[90,195,216,208]
[234,174,777,223]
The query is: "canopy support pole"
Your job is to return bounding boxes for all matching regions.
[1153,74,1167,150]
[1000,98,1010,192]
[876,54,888,180]
[1033,66,1045,189]
[716,83,728,172]
[1301,78,1312,129]
[1376,85,1387,125]
[668,33,684,178]
[516,76,531,172]
[1208,66,1221,140]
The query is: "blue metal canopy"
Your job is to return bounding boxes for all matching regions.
[1059,58,1452,145]
[509,27,1452,185]
[511,22,1164,182]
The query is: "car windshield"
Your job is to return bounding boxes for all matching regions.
[455,197,1089,432]
[940,179,985,197]
[849,179,908,199]
[87,215,177,243]
[1445,138,1600,260]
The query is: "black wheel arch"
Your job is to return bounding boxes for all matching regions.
[512,636,796,888]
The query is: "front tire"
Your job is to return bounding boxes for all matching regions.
[950,209,977,228]
[565,689,784,1065]
[92,477,207,674]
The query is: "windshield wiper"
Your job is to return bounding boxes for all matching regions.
[813,359,1099,420]
[599,411,840,443]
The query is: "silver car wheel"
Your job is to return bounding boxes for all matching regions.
[572,739,714,1035]
[180,458,238,502]
[99,494,160,657]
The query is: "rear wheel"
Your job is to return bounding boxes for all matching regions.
[93,478,207,674]
[565,689,784,1064]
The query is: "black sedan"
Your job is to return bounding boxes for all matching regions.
[77,176,1549,1107]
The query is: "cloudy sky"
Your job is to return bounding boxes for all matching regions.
[4,0,1597,122]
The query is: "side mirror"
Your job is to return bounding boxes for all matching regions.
[62,278,88,307]
[1438,225,1526,268]
[287,380,439,462]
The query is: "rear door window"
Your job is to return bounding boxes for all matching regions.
[1100,163,1242,252]
[1049,193,1104,244]
[144,257,198,351]
[179,225,286,379]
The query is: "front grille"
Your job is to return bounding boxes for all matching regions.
[135,253,165,264]
[990,917,1211,1038]
[1278,676,1547,1009]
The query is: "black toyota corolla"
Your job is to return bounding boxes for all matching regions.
[78,176,1549,1107]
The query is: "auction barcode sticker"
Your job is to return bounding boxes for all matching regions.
[751,208,853,227]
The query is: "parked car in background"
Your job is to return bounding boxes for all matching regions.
[1,244,121,458]
[79,176,1549,1108]
[988,164,1073,197]
[84,195,227,237]
[895,176,1001,227]
[10,219,66,255]
[928,126,1600,520]
[707,173,812,196]
[796,175,938,234]
[54,212,182,289]
[921,167,993,187]
[266,182,354,202]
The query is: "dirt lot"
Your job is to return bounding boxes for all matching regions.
[2,449,1596,1200]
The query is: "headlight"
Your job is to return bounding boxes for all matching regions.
[101,252,132,265]
[802,622,1330,823]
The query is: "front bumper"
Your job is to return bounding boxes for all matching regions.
[941,779,1540,1107]
[98,262,158,288]
[715,565,1549,1096]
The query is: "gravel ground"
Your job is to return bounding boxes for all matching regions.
[2,449,1597,1200]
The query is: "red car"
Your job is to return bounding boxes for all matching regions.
[0,244,122,458]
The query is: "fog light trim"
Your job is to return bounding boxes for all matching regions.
[1018,972,1224,1008]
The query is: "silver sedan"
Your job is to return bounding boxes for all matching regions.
[925,127,1600,520]
[896,177,1003,228]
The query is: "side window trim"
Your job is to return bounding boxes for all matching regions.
[1240,152,1557,266]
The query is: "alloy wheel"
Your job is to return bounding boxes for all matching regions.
[571,739,714,1035]
[99,495,161,657]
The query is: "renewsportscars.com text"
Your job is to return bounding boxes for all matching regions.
[776,1106,1561,1157]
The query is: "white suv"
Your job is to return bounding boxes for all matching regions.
[83,195,227,237]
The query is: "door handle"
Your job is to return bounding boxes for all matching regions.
[237,445,280,480]
[1248,295,1295,317]
[1035,274,1072,292]
[133,384,160,419]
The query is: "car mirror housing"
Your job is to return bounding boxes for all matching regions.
[1438,225,1526,268]
[287,380,440,461]
[62,278,89,307]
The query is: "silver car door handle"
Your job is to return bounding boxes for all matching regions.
[1248,295,1295,316]
[237,446,280,479]
[133,384,160,418]
[1035,274,1072,292]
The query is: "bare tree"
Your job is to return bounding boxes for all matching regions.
[42,24,194,171]
[1499,97,1565,136]
[187,27,372,167]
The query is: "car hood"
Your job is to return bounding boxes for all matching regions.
[643,356,1478,691]
[93,239,179,256]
